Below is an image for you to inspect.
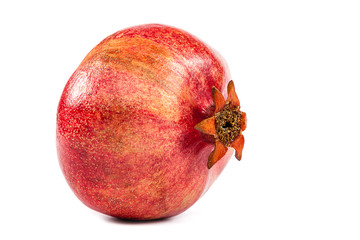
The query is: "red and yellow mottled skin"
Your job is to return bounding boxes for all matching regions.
[57,24,240,220]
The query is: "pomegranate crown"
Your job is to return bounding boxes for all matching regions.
[195,81,247,169]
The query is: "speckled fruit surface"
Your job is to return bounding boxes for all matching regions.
[56,24,242,220]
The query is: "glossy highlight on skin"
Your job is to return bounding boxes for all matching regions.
[57,24,238,220]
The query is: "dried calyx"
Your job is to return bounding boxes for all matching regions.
[215,103,242,147]
[195,81,247,169]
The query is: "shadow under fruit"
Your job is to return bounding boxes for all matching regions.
[56,24,246,220]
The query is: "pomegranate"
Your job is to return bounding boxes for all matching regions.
[56,24,246,220]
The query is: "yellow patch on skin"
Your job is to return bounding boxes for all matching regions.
[82,36,192,124]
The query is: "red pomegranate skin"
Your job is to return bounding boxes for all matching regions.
[57,24,233,220]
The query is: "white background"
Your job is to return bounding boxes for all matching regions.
[1,0,359,239]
